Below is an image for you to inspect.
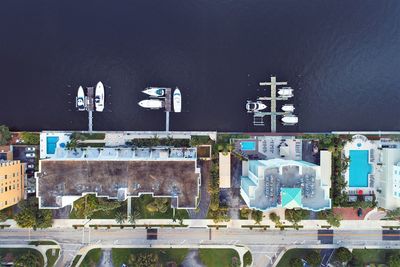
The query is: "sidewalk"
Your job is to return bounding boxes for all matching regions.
[2,218,399,230]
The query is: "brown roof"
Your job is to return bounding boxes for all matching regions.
[38,160,200,209]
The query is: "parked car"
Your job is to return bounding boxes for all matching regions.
[27,164,35,169]
[25,147,36,152]
[26,188,35,194]
[25,153,35,158]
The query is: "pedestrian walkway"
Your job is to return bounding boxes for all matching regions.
[2,217,400,230]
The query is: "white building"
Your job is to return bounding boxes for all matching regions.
[376,148,400,210]
[240,151,332,212]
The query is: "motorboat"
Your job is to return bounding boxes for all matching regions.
[142,87,166,98]
[278,87,294,98]
[281,104,295,113]
[95,81,104,112]
[173,87,182,113]
[281,115,298,125]
[138,99,164,109]
[76,86,85,111]
[246,101,267,113]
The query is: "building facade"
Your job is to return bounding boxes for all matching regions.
[0,160,25,211]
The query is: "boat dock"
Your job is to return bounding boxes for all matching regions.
[164,88,172,132]
[248,76,296,132]
[86,87,94,132]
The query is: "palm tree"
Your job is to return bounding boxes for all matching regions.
[115,211,126,225]
[128,210,141,225]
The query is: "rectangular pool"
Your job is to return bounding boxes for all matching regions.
[240,141,256,151]
[46,136,59,154]
[349,150,371,187]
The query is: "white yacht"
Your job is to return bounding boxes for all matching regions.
[173,87,182,113]
[95,81,104,112]
[246,101,267,113]
[138,99,164,109]
[281,115,298,125]
[281,104,295,113]
[76,86,85,111]
[142,87,166,98]
[278,87,294,98]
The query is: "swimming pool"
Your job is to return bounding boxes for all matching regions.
[47,136,59,154]
[240,141,256,151]
[349,150,371,187]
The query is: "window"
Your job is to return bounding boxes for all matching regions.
[5,201,7,205]
[8,186,11,190]
[5,187,7,192]
[13,184,15,189]
[4,175,7,179]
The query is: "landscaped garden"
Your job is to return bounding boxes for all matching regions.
[112,248,189,267]
[277,248,321,267]
[69,194,189,222]
[0,248,44,267]
[111,248,241,267]
[350,249,400,266]
[69,194,127,219]
[131,194,189,220]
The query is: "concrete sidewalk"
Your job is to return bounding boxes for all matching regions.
[2,218,399,230]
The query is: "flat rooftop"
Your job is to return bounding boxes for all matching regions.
[37,160,200,209]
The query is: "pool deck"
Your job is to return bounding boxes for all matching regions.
[344,136,376,191]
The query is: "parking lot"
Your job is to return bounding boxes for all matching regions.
[12,145,39,194]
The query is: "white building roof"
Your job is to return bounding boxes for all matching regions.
[219,152,231,188]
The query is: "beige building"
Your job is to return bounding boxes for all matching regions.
[219,152,231,188]
[0,160,25,211]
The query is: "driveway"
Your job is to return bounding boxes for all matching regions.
[188,161,211,219]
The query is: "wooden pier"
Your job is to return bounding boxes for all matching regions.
[164,88,172,132]
[249,76,294,132]
[86,87,95,132]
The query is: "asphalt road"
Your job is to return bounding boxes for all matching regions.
[1,228,399,267]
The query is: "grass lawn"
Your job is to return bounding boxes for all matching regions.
[112,248,188,267]
[276,249,320,267]
[81,133,106,140]
[131,194,189,220]
[29,240,58,246]
[80,248,102,267]
[243,251,252,267]
[0,248,44,266]
[351,249,400,266]
[71,255,82,267]
[199,249,240,267]
[46,248,60,267]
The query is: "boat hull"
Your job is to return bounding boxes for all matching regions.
[138,99,164,109]
[173,88,182,113]
[76,86,85,111]
[95,81,105,112]
[142,87,166,97]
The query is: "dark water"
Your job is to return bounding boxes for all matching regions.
[1,0,400,132]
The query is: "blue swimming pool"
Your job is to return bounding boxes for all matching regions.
[47,136,59,154]
[349,150,371,187]
[241,141,256,151]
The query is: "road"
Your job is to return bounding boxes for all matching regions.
[0,228,399,267]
